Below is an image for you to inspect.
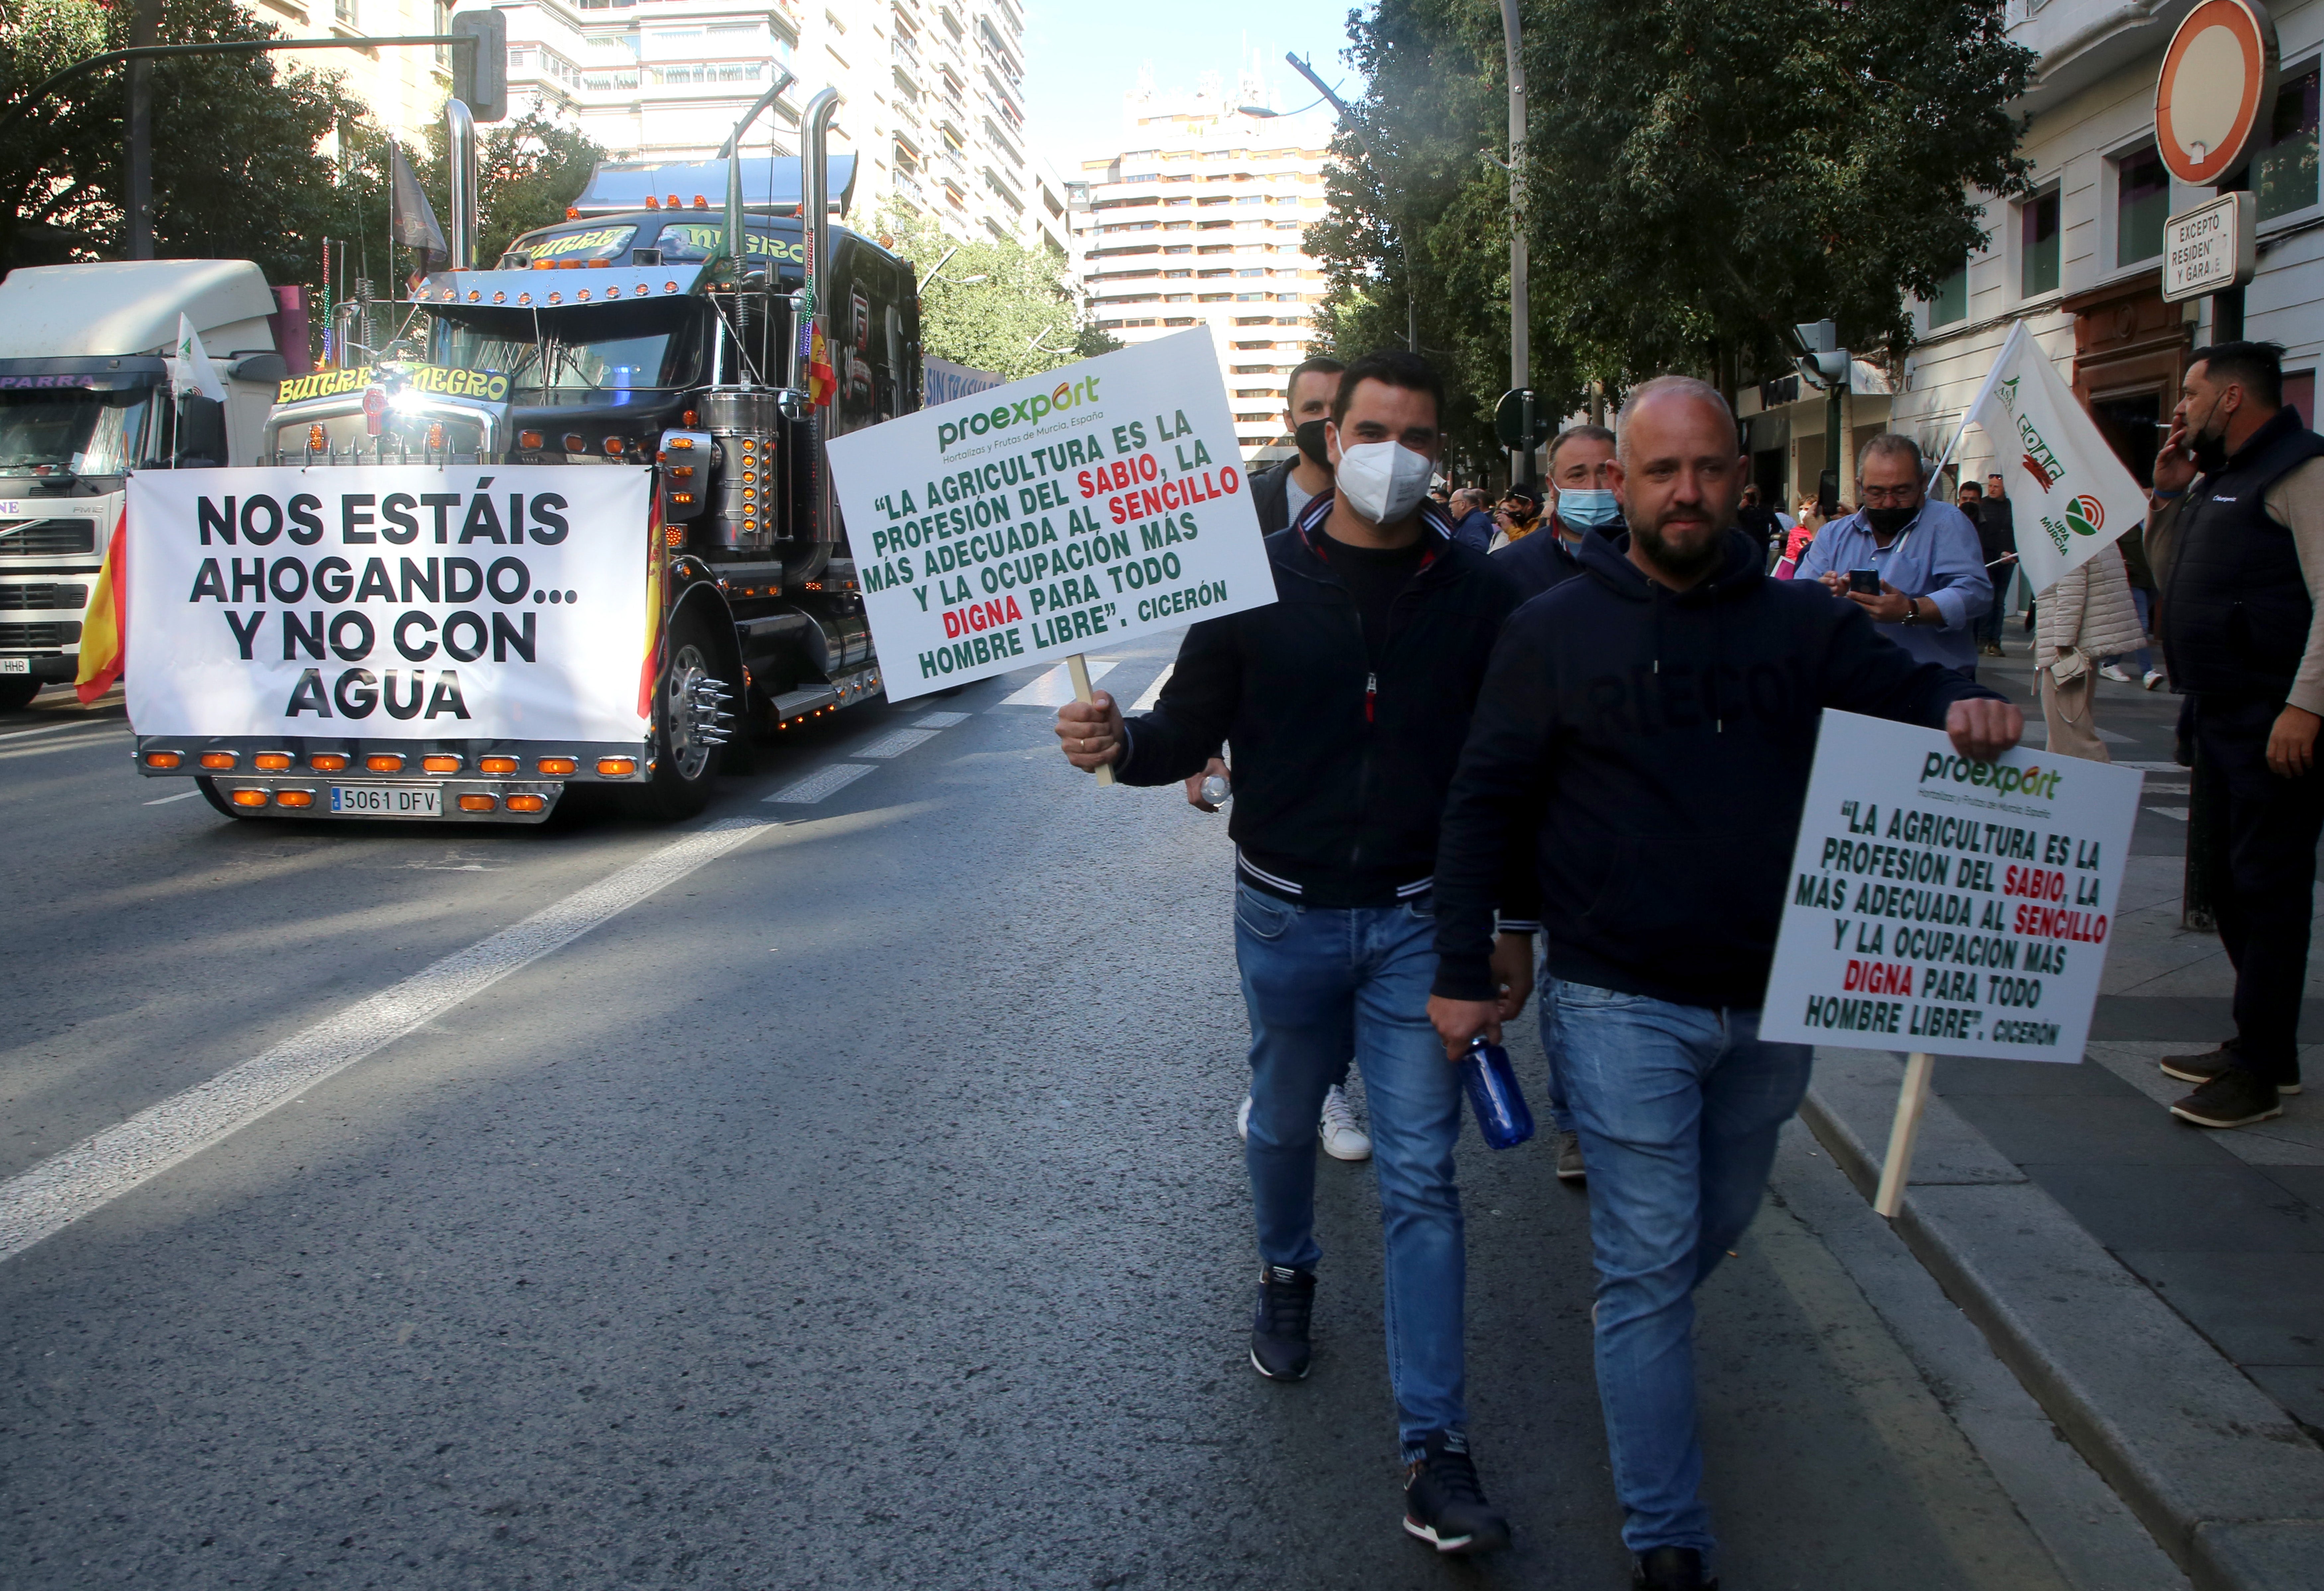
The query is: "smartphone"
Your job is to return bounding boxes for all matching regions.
[1849,568,1881,595]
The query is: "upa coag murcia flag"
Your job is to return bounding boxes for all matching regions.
[1955,320,2148,595]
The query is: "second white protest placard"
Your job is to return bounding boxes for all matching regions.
[824,330,1276,700]
[1758,711,2144,1062]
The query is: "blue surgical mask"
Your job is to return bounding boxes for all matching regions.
[1557,487,1620,529]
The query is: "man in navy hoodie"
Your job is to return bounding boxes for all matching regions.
[1426,377,2022,1591]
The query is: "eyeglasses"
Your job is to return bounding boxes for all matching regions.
[1859,485,1922,507]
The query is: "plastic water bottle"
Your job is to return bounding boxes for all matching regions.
[1462,1035,1536,1150]
[1200,772,1231,806]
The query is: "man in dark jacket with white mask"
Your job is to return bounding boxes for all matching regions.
[1055,350,1532,1557]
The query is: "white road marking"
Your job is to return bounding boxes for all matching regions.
[143,789,199,805]
[0,728,121,760]
[0,816,774,1264]
[765,762,876,803]
[0,717,122,744]
[997,659,1119,707]
[913,711,970,728]
[1131,664,1174,711]
[2146,806,2190,821]
[854,728,940,759]
[2096,727,2135,745]
[2119,761,2186,771]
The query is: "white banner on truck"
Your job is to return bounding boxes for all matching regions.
[1758,710,2143,1062]
[126,467,652,743]
[825,329,1276,701]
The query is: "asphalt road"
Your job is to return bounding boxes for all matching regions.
[0,640,2182,1589]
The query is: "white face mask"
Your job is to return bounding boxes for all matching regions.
[1334,439,1434,526]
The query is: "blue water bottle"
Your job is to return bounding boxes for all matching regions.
[1462,1034,1536,1150]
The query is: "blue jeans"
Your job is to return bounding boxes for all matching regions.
[1535,947,1576,1134]
[1236,883,1466,1460]
[1550,979,1813,1563]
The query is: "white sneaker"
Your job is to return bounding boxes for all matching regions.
[1318,1084,1372,1161]
[1237,1094,1252,1141]
[2099,663,2133,683]
[2144,670,2166,691]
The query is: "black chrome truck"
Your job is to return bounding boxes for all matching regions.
[135,87,920,821]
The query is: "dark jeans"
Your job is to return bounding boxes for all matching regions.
[2195,696,2324,1085]
[1973,567,2010,647]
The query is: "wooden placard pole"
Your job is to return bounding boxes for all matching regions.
[1066,652,1116,788]
[1872,1051,1936,1219]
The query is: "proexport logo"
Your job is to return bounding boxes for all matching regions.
[937,374,1102,453]
[1921,751,2064,800]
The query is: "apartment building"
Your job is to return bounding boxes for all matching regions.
[461,0,1041,249]
[241,0,460,141]
[1068,73,1334,460]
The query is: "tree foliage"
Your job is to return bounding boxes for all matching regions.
[1309,0,2035,467]
[873,203,1118,381]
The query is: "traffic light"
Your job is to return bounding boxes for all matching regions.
[1793,320,1849,391]
[452,10,508,124]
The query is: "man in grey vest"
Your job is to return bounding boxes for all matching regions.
[2156,341,2324,1128]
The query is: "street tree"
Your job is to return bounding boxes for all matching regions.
[873,202,1118,381]
[1310,0,2035,454]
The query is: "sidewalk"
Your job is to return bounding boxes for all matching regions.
[1803,639,2324,1591]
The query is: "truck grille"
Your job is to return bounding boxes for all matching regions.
[0,583,88,611]
[0,621,81,649]
[0,519,99,557]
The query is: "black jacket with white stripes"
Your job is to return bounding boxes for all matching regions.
[1115,492,1531,912]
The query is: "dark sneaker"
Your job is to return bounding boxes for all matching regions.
[1401,1431,1510,1554]
[1555,1129,1587,1183]
[1249,1265,1315,1380]
[2171,1069,2283,1129]
[2161,1045,2302,1095]
[1633,1546,1718,1590]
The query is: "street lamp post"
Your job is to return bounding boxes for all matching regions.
[1284,53,1415,354]
[1498,0,1531,484]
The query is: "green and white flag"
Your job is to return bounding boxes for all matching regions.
[1951,319,2146,595]
[171,314,226,403]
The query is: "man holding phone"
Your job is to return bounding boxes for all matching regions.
[1794,434,1991,676]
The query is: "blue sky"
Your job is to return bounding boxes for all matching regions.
[1020,0,1364,167]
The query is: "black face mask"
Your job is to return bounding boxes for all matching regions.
[1294,418,1331,467]
[1864,504,1918,537]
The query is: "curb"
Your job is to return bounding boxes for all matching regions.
[1799,1048,2324,1591]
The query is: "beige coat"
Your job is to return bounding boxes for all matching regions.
[2037,545,2145,678]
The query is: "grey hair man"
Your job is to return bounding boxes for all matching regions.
[1794,433,1992,677]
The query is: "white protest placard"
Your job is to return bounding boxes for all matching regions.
[1760,710,2144,1060]
[126,466,652,744]
[1760,711,2146,1215]
[825,328,1276,702]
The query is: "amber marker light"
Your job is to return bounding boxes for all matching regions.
[307,424,327,451]
[603,436,625,456]
[422,754,462,773]
[597,757,637,777]
[365,754,404,773]
[563,433,586,453]
[274,789,315,809]
[538,756,578,775]
[479,756,519,774]
[143,751,181,769]
[519,430,544,450]
[458,794,499,813]
[309,753,348,771]
[254,752,292,771]
[505,794,547,814]
[426,423,446,450]
[199,751,236,770]
[230,788,269,808]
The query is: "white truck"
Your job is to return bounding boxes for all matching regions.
[0,260,288,708]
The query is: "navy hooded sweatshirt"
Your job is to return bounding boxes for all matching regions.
[1432,526,2004,1009]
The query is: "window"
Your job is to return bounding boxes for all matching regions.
[336,0,357,25]
[2021,186,2060,297]
[1926,261,1966,329]
[2115,144,2168,265]
[433,0,450,64]
[2255,64,2320,220]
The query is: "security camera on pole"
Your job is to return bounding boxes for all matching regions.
[1795,320,1853,513]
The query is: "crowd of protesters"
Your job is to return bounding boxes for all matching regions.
[1050,340,2317,1582]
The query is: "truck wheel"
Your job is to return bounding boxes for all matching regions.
[637,609,733,820]
[0,676,39,711]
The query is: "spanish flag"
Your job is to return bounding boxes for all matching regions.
[636,496,666,722]
[74,509,127,705]
[807,326,836,408]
